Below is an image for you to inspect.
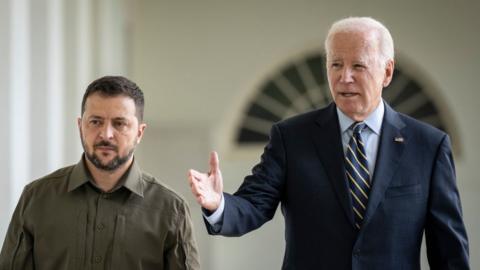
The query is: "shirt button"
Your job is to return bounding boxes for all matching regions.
[97,223,105,230]
[102,194,109,199]
[94,255,102,263]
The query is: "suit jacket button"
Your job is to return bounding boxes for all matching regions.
[353,249,361,256]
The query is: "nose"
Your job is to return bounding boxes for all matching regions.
[339,67,354,83]
[99,123,114,140]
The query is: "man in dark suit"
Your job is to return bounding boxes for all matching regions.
[188,17,469,269]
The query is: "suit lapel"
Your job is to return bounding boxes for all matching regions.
[311,104,355,226]
[361,103,407,228]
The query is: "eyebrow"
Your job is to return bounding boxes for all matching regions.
[87,115,129,121]
[112,117,129,122]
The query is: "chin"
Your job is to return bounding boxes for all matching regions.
[101,157,117,164]
[337,104,358,113]
[339,107,367,120]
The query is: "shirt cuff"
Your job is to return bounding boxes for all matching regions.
[203,194,225,225]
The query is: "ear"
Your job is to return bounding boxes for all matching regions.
[136,123,147,144]
[77,117,83,136]
[382,59,395,87]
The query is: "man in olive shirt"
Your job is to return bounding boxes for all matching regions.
[0,76,200,270]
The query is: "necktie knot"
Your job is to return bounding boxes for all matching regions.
[352,122,367,135]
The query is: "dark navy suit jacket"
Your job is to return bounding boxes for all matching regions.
[207,102,469,269]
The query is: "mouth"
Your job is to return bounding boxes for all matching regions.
[94,144,118,154]
[339,92,359,98]
[96,146,116,151]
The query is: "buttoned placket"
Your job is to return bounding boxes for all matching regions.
[83,184,120,270]
[92,192,110,269]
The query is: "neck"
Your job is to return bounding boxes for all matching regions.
[84,155,133,192]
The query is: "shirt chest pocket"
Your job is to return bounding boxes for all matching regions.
[112,210,168,269]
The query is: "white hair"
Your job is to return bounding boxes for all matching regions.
[325,17,394,66]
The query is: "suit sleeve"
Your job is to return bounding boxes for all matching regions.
[206,124,287,236]
[425,135,470,269]
[0,186,35,270]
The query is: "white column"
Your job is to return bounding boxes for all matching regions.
[0,0,12,240]
[28,0,65,179]
[9,0,30,211]
[96,0,129,75]
[46,0,65,171]
[63,0,93,164]
[29,0,48,179]
[77,0,93,90]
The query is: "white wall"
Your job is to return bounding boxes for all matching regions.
[132,1,480,269]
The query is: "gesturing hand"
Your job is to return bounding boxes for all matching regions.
[188,151,224,211]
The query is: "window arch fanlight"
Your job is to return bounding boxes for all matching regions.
[235,51,461,156]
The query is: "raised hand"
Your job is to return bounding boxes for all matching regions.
[188,151,224,211]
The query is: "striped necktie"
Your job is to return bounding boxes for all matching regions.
[345,122,371,230]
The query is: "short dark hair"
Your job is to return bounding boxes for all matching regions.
[81,76,145,121]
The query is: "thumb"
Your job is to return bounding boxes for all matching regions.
[209,151,219,175]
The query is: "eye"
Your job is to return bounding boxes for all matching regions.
[113,121,128,130]
[353,64,366,70]
[89,119,102,126]
[330,62,342,69]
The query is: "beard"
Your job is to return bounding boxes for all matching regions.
[81,137,135,171]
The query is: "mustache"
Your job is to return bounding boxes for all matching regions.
[94,141,118,151]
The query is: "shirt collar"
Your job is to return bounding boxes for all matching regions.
[337,100,384,135]
[123,159,144,197]
[68,156,144,197]
[67,157,90,192]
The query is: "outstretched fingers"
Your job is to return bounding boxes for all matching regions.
[187,151,223,210]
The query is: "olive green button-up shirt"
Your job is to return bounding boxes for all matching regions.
[0,158,200,270]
